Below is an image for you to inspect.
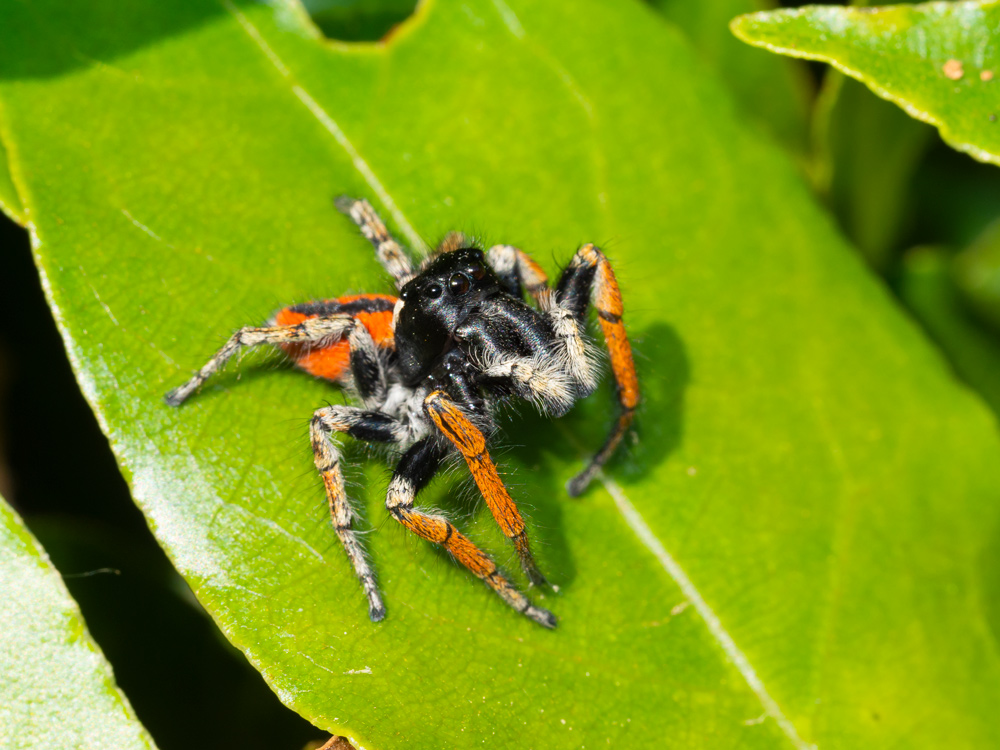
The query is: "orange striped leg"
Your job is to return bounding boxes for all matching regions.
[164,315,354,406]
[385,439,556,628]
[423,390,548,588]
[487,244,550,304]
[561,244,640,496]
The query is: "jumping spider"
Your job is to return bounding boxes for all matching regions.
[165,198,639,628]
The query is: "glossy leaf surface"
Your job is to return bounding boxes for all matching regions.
[0,495,155,750]
[732,1,1000,165]
[1,0,1000,748]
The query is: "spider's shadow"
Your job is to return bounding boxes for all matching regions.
[495,321,689,591]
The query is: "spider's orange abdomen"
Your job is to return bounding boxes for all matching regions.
[273,293,396,382]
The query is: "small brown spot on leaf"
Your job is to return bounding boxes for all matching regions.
[943,59,964,80]
[312,737,357,750]
[982,69,995,82]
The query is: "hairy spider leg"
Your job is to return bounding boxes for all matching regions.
[334,196,416,288]
[541,289,600,400]
[273,295,397,407]
[312,405,409,621]
[556,244,640,496]
[487,244,550,304]
[386,435,557,628]
[164,315,357,406]
[423,390,548,588]
[433,231,467,256]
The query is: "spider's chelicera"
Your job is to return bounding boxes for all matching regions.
[165,197,639,628]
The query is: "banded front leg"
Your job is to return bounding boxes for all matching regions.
[311,405,408,622]
[556,244,640,496]
[423,390,548,589]
[487,244,550,304]
[386,437,556,629]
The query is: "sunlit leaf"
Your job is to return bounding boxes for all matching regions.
[731,1,1000,166]
[2,0,1000,747]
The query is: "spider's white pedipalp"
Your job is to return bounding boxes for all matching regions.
[475,348,577,417]
[541,289,600,399]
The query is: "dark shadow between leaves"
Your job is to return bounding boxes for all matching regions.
[499,320,690,591]
[301,0,420,43]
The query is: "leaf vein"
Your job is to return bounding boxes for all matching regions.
[221,0,428,252]
[600,474,815,750]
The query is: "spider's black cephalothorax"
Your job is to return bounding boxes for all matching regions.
[395,247,500,384]
[165,198,639,628]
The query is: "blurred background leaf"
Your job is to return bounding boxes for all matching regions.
[810,71,934,271]
[647,0,813,158]
[0,133,23,223]
[731,0,1000,430]
[0,493,155,750]
[954,218,1000,333]
[899,246,1000,415]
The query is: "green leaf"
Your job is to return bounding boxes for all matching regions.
[0,125,24,224]
[954,218,1000,333]
[2,0,1000,747]
[731,1,1000,166]
[0,494,156,749]
[898,246,1000,415]
[803,0,934,271]
[646,0,812,155]
[811,72,933,270]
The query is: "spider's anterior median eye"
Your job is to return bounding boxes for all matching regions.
[469,262,486,280]
[449,273,471,295]
[425,283,443,299]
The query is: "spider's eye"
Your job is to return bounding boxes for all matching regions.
[449,273,471,295]
[425,283,443,299]
[469,262,486,280]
